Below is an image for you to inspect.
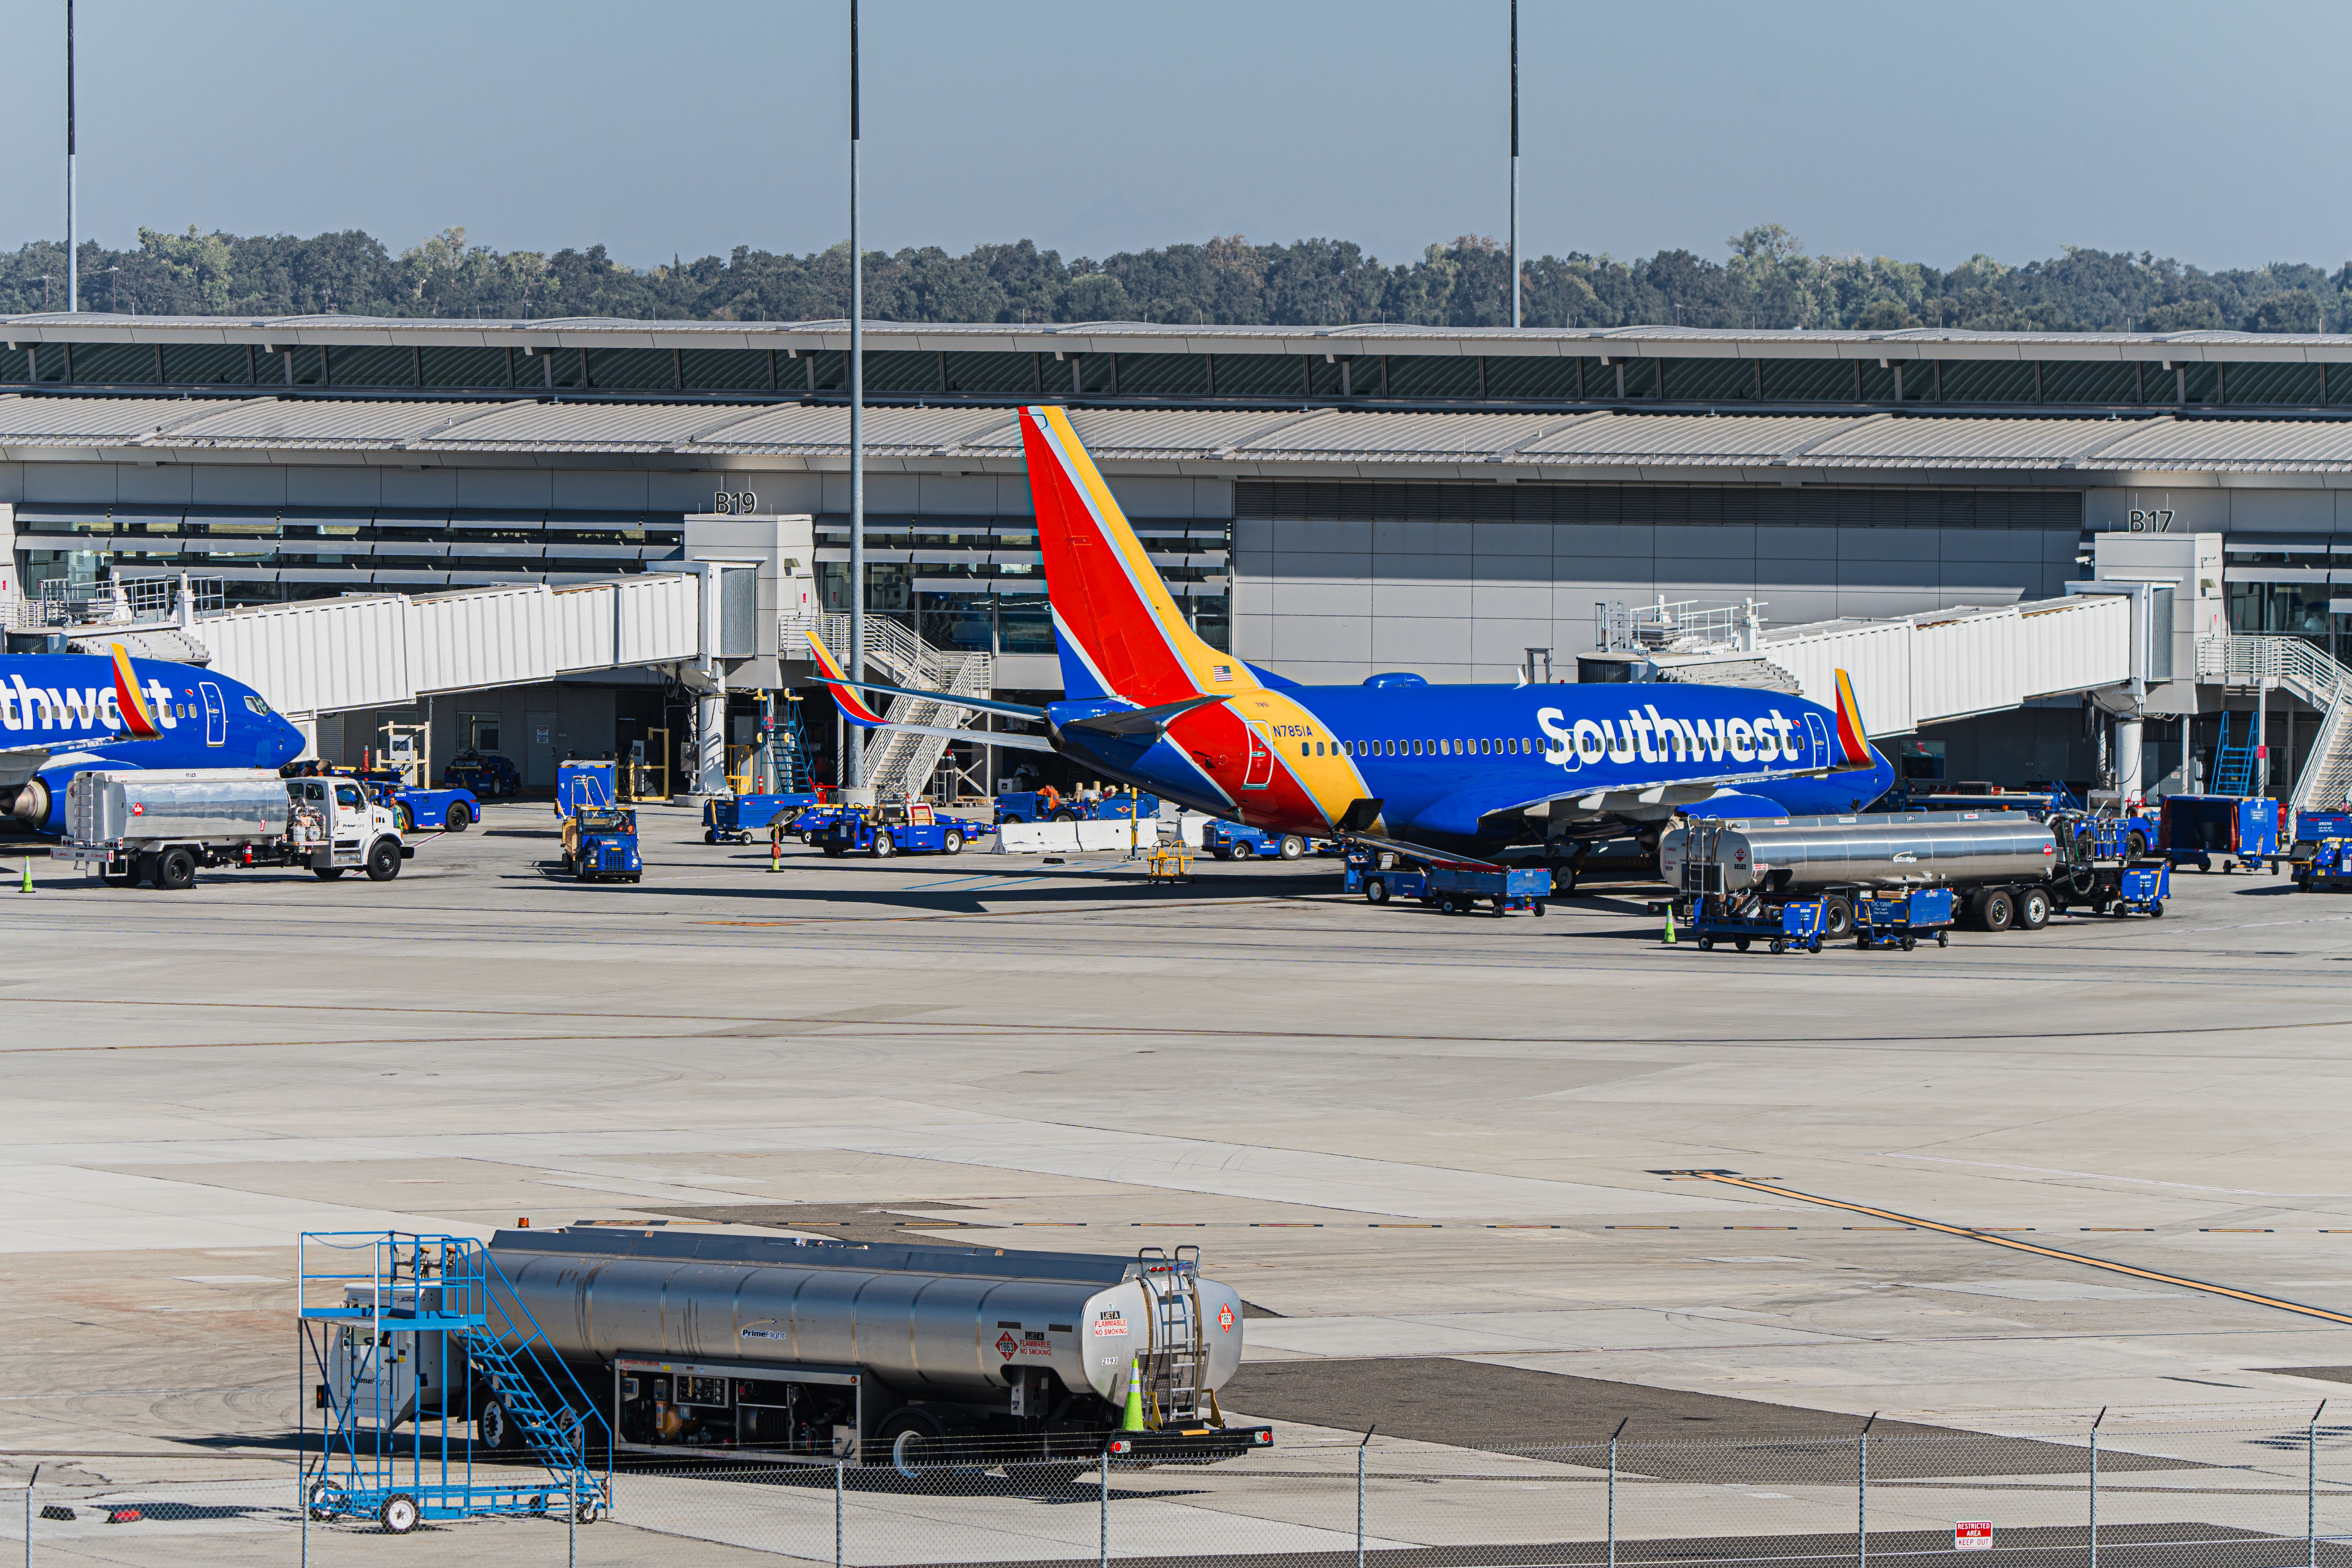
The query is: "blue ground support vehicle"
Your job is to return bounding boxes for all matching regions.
[442,750,521,798]
[1853,888,1955,951]
[1688,897,1825,954]
[2160,794,2280,873]
[787,802,850,842]
[2297,838,2352,893]
[2290,810,2352,884]
[808,801,973,858]
[368,777,480,833]
[994,788,1159,825]
[566,807,641,883]
[1356,857,1549,916]
[1202,819,1311,861]
[2112,861,2170,914]
[704,791,822,844]
[556,759,617,818]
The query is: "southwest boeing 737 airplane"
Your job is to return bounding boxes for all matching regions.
[808,405,1894,879]
[0,643,307,834]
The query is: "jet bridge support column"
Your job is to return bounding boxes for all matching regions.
[2117,716,2145,807]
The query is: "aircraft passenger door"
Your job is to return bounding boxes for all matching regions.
[1241,723,1275,789]
[199,683,227,747]
[1804,712,1832,769]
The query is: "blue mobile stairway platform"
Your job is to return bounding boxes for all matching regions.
[299,1232,609,1535]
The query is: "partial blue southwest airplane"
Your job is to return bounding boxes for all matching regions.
[807,406,1895,872]
[0,643,307,833]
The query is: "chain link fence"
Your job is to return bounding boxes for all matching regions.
[14,1416,2352,1568]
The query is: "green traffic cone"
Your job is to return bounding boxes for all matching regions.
[1663,902,1676,943]
[18,857,30,894]
[1121,1358,1146,1431]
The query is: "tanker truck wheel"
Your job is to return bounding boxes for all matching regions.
[2018,887,2051,930]
[1818,894,1853,939]
[477,1397,518,1455]
[156,847,199,891]
[879,1412,948,1481]
[1976,889,2017,932]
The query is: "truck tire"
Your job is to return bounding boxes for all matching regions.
[942,829,964,854]
[477,1397,517,1454]
[872,830,894,858]
[365,839,403,881]
[1818,893,1853,939]
[1365,876,1390,904]
[1050,809,1077,823]
[313,866,346,881]
[154,847,198,890]
[445,802,471,832]
[2126,830,2148,860]
[2018,887,2051,930]
[1977,889,2016,932]
[1278,835,1306,860]
[879,1411,947,1481]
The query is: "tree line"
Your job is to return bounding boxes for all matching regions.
[1,222,2342,335]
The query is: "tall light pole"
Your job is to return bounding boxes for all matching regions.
[1508,0,1519,330]
[845,0,866,788]
[66,0,77,313]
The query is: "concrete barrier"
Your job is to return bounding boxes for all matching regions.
[993,819,1162,854]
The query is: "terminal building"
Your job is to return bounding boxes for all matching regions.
[5,312,2351,798]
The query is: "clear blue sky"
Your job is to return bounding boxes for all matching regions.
[1,0,2343,275]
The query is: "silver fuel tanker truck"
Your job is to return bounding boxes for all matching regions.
[1662,810,2064,935]
[450,1227,1272,1476]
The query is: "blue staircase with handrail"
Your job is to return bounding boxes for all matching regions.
[2212,712,2257,796]
[298,1232,608,1533]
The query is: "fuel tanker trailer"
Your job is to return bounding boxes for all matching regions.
[1663,810,2063,934]
[473,1226,1272,1475]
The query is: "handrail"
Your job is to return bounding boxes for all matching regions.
[2195,634,2352,706]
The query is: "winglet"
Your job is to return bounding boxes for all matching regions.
[1831,669,1870,764]
[110,644,163,739]
[803,627,888,727]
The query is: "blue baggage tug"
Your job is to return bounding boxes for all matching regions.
[1203,819,1312,860]
[567,808,641,883]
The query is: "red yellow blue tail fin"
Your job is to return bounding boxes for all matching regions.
[802,627,888,727]
[110,644,163,739]
[1020,405,1255,707]
[1831,669,1871,764]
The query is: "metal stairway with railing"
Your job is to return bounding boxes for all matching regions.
[806,612,995,800]
[298,1232,608,1532]
[2197,634,2352,811]
[2211,712,2258,796]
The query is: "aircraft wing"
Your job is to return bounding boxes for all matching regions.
[0,745,51,789]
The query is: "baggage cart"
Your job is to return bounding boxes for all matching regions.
[1692,898,1824,954]
[704,791,820,844]
[1853,887,1954,951]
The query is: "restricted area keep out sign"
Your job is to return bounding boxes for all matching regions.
[1955,1523,1994,1550]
